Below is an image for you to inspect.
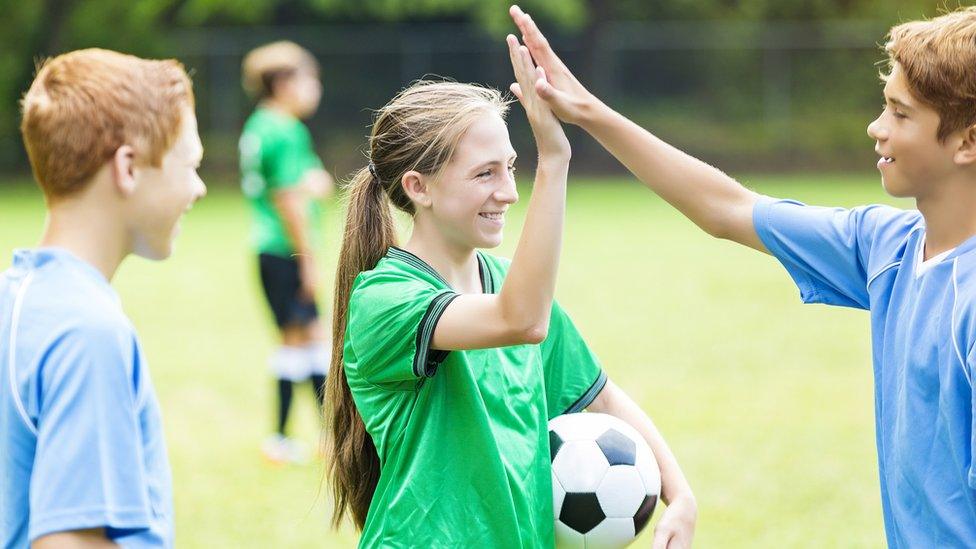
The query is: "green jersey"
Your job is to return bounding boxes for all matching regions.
[344,248,606,548]
[239,107,324,257]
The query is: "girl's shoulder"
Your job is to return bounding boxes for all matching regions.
[351,250,448,299]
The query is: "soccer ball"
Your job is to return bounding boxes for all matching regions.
[549,413,661,548]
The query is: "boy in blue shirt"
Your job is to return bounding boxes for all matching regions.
[509,4,976,546]
[1,49,205,547]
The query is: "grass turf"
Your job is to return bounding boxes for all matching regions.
[0,172,908,547]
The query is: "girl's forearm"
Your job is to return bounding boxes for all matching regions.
[588,380,695,505]
[498,158,569,339]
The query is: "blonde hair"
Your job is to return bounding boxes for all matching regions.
[884,6,976,141]
[241,41,318,99]
[325,80,510,530]
[20,48,194,200]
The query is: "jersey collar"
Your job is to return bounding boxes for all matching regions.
[386,247,494,294]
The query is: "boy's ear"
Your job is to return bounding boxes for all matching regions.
[401,170,432,208]
[954,124,976,166]
[111,145,137,196]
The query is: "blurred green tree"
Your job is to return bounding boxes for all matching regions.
[0,0,951,173]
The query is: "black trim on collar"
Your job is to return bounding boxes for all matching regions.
[476,252,495,294]
[387,247,449,287]
[387,247,492,294]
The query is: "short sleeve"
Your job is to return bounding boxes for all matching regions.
[753,197,921,309]
[263,127,320,191]
[968,345,976,491]
[29,324,152,542]
[539,301,607,418]
[347,275,458,385]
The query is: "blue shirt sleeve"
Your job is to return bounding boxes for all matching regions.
[28,321,153,542]
[753,196,921,310]
[968,344,976,491]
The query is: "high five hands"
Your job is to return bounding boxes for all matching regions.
[508,8,699,549]
[508,5,602,127]
[505,23,570,162]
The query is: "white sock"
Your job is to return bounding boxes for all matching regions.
[304,341,331,376]
[270,345,308,381]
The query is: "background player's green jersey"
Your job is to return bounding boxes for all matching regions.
[344,248,607,548]
[239,107,323,257]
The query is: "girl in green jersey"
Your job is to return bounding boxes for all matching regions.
[325,35,697,548]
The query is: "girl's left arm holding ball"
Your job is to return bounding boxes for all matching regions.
[588,381,697,549]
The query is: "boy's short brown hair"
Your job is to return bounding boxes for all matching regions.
[885,6,976,141]
[241,41,318,100]
[20,48,194,200]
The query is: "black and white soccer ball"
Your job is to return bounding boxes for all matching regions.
[549,412,661,548]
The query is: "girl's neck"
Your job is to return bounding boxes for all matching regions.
[402,223,481,293]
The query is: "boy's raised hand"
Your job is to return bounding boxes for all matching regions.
[509,5,599,126]
[506,33,570,161]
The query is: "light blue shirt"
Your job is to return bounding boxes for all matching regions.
[754,197,976,547]
[0,249,172,548]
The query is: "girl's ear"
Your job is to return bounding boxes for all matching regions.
[401,170,432,208]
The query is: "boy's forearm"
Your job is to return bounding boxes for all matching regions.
[588,380,695,506]
[581,103,767,252]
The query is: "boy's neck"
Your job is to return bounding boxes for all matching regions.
[402,222,481,293]
[39,200,128,282]
[261,99,299,119]
[916,174,976,259]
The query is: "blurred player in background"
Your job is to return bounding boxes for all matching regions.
[240,41,335,465]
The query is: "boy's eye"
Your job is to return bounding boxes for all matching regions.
[882,103,907,119]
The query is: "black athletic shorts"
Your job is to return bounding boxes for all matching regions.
[258,253,319,328]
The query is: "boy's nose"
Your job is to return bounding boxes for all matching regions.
[195,175,208,200]
[867,117,887,141]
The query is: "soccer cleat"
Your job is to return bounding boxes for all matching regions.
[261,435,310,465]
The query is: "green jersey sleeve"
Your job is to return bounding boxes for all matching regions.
[347,273,459,385]
[540,301,608,418]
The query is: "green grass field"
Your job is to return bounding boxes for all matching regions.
[0,173,909,547]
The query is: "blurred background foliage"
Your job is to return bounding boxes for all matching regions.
[0,0,950,180]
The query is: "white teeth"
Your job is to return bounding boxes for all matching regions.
[882,157,894,163]
[479,212,503,220]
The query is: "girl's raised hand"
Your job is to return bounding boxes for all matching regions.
[506,33,570,162]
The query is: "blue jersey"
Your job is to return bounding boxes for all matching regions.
[0,248,172,548]
[754,197,976,547]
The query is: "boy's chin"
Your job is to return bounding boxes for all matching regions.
[132,239,174,261]
[880,176,915,199]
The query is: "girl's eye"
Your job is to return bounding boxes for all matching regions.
[477,170,492,178]
[508,165,516,173]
